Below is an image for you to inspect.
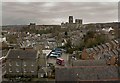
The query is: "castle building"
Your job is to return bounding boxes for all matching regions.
[61,16,83,29]
[69,16,73,24]
[75,19,82,24]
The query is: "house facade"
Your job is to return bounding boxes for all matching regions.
[81,39,119,66]
[5,48,39,78]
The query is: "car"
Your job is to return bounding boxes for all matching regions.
[52,52,61,56]
[53,48,62,52]
[49,54,59,58]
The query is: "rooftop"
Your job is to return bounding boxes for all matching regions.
[7,48,38,59]
[72,60,107,66]
[55,66,119,81]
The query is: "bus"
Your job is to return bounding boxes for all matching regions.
[56,58,65,66]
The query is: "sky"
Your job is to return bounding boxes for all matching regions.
[2,1,119,25]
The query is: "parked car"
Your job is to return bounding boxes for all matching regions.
[49,54,59,58]
[51,52,61,57]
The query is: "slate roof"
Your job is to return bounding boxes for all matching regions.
[103,52,111,60]
[108,51,115,57]
[73,66,119,81]
[55,66,119,81]
[114,40,119,44]
[105,43,111,49]
[72,60,107,66]
[116,49,120,58]
[7,49,38,59]
[93,53,102,60]
[55,67,76,81]
[111,40,117,46]
[89,48,96,53]
[112,49,119,57]
[97,45,103,51]
[101,44,107,49]
[93,47,99,52]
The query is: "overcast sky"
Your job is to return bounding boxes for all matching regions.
[2,2,118,25]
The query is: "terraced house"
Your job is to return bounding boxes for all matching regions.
[81,39,119,66]
[5,48,39,78]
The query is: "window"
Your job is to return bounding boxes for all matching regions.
[16,68,19,73]
[9,63,12,66]
[23,68,26,73]
[16,62,19,66]
[40,74,44,77]
[31,63,34,66]
[23,61,26,66]
[9,68,12,72]
[31,70,34,73]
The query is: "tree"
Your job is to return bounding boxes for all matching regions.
[65,39,72,49]
[83,31,107,48]
[6,34,17,44]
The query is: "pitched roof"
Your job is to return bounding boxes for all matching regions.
[111,40,117,46]
[105,43,111,48]
[7,49,38,59]
[108,51,115,56]
[101,44,107,49]
[72,60,107,66]
[55,66,119,81]
[112,49,119,57]
[73,66,119,81]
[97,45,103,51]
[103,52,111,59]
[93,47,99,52]
[89,48,96,53]
[114,40,119,44]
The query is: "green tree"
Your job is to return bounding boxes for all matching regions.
[6,34,17,44]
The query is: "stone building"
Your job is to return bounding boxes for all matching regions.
[81,39,119,66]
[69,16,73,24]
[61,16,83,29]
[75,19,82,24]
[5,48,39,78]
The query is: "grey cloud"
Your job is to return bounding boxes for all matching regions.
[2,2,118,25]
